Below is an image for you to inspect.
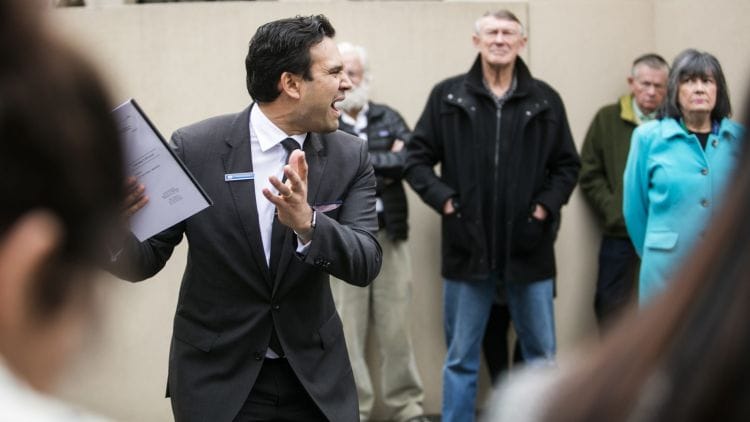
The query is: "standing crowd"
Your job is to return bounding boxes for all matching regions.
[2,2,748,422]
[334,9,745,422]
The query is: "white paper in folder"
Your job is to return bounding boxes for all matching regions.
[112,99,212,241]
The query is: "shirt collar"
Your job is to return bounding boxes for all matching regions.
[632,98,657,124]
[483,72,517,105]
[250,103,307,152]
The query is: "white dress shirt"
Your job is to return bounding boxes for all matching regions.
[249,104,308,265]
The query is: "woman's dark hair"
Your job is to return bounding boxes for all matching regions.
[0,1,125,317]
[660,49,732,121]
[542,91,750,421]
[245,14,335,103]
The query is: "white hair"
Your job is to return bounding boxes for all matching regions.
[337,41,370,77]
[474,10,526,36]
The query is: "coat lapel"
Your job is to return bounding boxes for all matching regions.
[222,104,273,286]
[272,132,328,296]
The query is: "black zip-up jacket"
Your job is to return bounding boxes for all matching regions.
[339,102,411,240]
[405,56,580,282]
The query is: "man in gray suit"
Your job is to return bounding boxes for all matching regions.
[114,15,382,422]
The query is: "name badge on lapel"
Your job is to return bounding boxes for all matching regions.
[224,172,255,182]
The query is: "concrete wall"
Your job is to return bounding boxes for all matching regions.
[46,1,750,420]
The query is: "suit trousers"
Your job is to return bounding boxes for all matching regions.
[232,357,327,422]
[331,231,424,422]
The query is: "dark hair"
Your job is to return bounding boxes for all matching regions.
[0,1,125,317]
[542,91,750,422]
[631,53,669,75]
[660,49,732,121]
[245,15,335,103]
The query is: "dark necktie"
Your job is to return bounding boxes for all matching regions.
[279,138,300,182]
[268,138,300,357]
[270,138,300,270]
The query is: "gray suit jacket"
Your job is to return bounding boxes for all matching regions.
[112,104,382,422]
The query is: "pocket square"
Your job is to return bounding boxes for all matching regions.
[312,201,343,213]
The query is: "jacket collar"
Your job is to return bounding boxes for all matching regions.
[661,117,689,140]
[660,117,738,141]
[465,54,534,99]
[225,103,253,149]
[619,94,638,125]
[225,103,325,155]
[366,101,385,119]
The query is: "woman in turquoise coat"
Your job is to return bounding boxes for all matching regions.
[624,49,744,304]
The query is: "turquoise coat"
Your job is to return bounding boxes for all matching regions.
[623,117,744,303]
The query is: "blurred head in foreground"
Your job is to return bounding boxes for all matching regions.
[0,0,124,392]
[542,90,750,421]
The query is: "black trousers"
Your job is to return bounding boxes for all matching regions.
[594,236,639,329]
[233,358,328,422]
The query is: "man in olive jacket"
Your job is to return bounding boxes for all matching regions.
[579,54,668,327]
[405,10,579,422]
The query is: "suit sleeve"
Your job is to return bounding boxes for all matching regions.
[623,126,650,256]
[301,139,382,286]
[106,130,189,281]
[533,96,581,219]
[405,85,457,213]
[579,109,617,224]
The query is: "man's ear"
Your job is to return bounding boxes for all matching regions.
[279,71,302,100]
[518,35,528,52]
[0,211,61,331]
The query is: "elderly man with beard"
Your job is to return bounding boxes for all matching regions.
[331,42,427,422]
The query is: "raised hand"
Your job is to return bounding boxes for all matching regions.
[262,149,314,243]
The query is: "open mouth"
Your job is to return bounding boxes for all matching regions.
[331,96,345,114]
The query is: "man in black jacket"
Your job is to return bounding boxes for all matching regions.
[405,10,580,422]
[331,42,426,422]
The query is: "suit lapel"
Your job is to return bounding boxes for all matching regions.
[223,104,273,286]
[272,132,328,295]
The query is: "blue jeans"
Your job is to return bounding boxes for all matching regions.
[442,276,555,422]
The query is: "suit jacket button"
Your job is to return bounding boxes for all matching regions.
[272,304,280,310]
[254,351,262,361]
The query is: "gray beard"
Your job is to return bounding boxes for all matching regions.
[338,82,370,113]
